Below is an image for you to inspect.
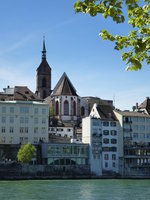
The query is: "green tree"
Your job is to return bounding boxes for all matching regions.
[74,0,150,70]
[17,142,36,164]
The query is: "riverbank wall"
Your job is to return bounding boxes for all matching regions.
[0,163,150,180]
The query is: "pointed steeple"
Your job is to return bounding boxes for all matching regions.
[42,34,46,60]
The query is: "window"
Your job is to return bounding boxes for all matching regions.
[2,107,6,113]
[34,108,38,114]
[24,137,28,143]
[20,137,24,143]
[34,137,38,144]
[10,117,14,124]
[103,130,109,135]
[42,118,46,124]
[1,136,5,143]
[139,117,145,122]
[1,127,5,133]
[42,127,46,134]
[112,154,116,160]
[64,100,69,115]
[140,125,145,131]
[73,101,76,116]
[25,127,28,133]
[55,101,59,115]
[103,147,109,152]
[10,127,14,133]
[111,130,117,136]
[20,127,24,133]
[103,121,109,126]
[81,106,85,116]
[146,118,150,122]
[20,117,24,123]
[42,77,47,87]
[112,162,116,168]
[132,117,138,122]
[25,117,28,124]
[10,107,14,113]
[42,108,46,115]
[110,147,117,152]
[2,117,6,123]
[34,127,38,134]
[104,154,109,160]
[67,129,71,132]
[133,133,138,139]
[133,125,138,131]
[34,118,38,124]
[147,133,150,139]
[103,138,109,144]
[20,107,29,114]
[105,162,108,168]
[111,139,117,144]
[110,122,116,127]
[140,133,145,139]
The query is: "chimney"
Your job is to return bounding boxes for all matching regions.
[136,102,138,110]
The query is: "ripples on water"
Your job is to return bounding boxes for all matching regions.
[0,179,150,200]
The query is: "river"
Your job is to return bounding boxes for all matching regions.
[0,179,149,200]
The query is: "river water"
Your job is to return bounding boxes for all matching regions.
[0,179,149,200]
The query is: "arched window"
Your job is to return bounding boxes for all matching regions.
[43,90,47,99]
[81,106,85,116]
[64,100,69,115]
[56,101,59,115]
[42,77,47,87]
[73,101,76,116]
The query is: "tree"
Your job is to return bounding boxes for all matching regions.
[17,142,36,164]
[74,0,150,70]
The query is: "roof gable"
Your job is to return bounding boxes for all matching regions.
[52,72,77,96]
[96,104,117,121]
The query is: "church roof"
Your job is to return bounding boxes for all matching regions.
[139,97,150,115]
[52,72,77,96]
[36,59,51,75]
[36,36,51,74]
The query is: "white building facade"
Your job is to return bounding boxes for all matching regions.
[82,116,102,176]
[0,101,49,144]
[90,103,119,173]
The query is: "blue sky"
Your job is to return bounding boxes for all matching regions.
[0,0,149,110]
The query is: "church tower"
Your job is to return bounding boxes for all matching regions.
[36,36,51,99]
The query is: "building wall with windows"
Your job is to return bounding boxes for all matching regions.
[114,110,150,176]
[0,101,49,144]
[48,126,74,138]
[82,116,102,176]
[90,103,119,173]
[101,120,119,173]
[41,143,89,166]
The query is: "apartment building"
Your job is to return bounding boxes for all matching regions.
[0,101,49,144]
[114,110,150,176]
[90,103,119,174]
[82,116,102,176]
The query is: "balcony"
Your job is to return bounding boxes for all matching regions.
[123,120,132,124]
[123,128,132,132]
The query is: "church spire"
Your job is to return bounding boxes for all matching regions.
[42,34,46,60]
